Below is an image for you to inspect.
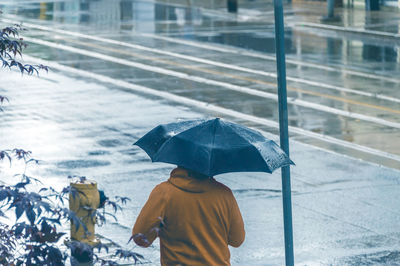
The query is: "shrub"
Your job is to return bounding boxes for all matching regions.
[0,16,143,265]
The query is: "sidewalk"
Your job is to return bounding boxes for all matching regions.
[291,3,400,41]
[190,0,400,38]
[1,62,400,265]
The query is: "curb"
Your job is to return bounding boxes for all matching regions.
[295,22,400,40]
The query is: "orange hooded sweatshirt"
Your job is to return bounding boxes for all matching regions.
[132,167,245,265]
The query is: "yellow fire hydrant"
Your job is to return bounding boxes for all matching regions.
[69,180,101,246]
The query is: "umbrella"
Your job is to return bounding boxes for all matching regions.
[134,118,294,177]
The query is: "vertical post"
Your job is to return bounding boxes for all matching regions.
[227,0,238,13]
[322,0,340,21]
[365,0,380,10]
[327,0,335,18]
[273,0,294,265]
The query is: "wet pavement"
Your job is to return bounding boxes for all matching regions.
[1,66,400,265]
[1,0,400,265]
[1,0,400,168]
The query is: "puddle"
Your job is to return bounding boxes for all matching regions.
[97,139,124,148]
[57,159,111,169]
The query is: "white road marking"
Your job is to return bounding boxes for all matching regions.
[3,17,400,103]
[22,36,400,129]
[24,54,400,163]
[296,22,400,39]
[140,33,400,85]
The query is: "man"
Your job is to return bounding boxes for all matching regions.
[132,167,245,265]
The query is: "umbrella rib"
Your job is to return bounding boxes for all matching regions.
[152,122,199,161]
[208,119,219,176]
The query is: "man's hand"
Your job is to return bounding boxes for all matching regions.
[132,233,151,247]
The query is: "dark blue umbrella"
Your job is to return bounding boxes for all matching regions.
[134,118,294,177]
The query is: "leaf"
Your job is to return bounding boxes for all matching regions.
[45,246,63,262]
[37,64,49,72]
[40,231,66,243]
[27,192,42,201]
[18,62,25,73]
[0,95,9,103]
[36,206,42,218]
[15,181,29,189]
[115,249,144,263]
[40,220,51,234]
[26,158,39,165]
[26,208,36,224]
[66,209,88,233]
[106,200,122,213]
[116,196,131,204]
[12,148,31,160]
[15,204,24,220]
[0,189,8,201]
[38,201,51,213]
[44,218,61,226]
[14,222,26,236]
[103,211,117,222]
[0,150,12,165]
[94,242,109,253]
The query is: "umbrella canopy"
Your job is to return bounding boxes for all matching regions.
[134,118,294,177]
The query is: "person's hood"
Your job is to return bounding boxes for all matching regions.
[168,167,213,193]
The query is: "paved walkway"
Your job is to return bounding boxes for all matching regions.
[1,1,400,264]
[1,63,399,264]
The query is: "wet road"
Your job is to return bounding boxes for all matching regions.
[1,0,400,168]
[2,61,400,265]
[1,0,400,265]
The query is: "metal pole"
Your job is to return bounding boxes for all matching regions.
[365,0,380,10]
[321,0,341,21]
[273,0,294,265]
[327,0,335,18]
[227,0,238,13]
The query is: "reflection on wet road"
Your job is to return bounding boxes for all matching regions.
[2,0,399,168]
